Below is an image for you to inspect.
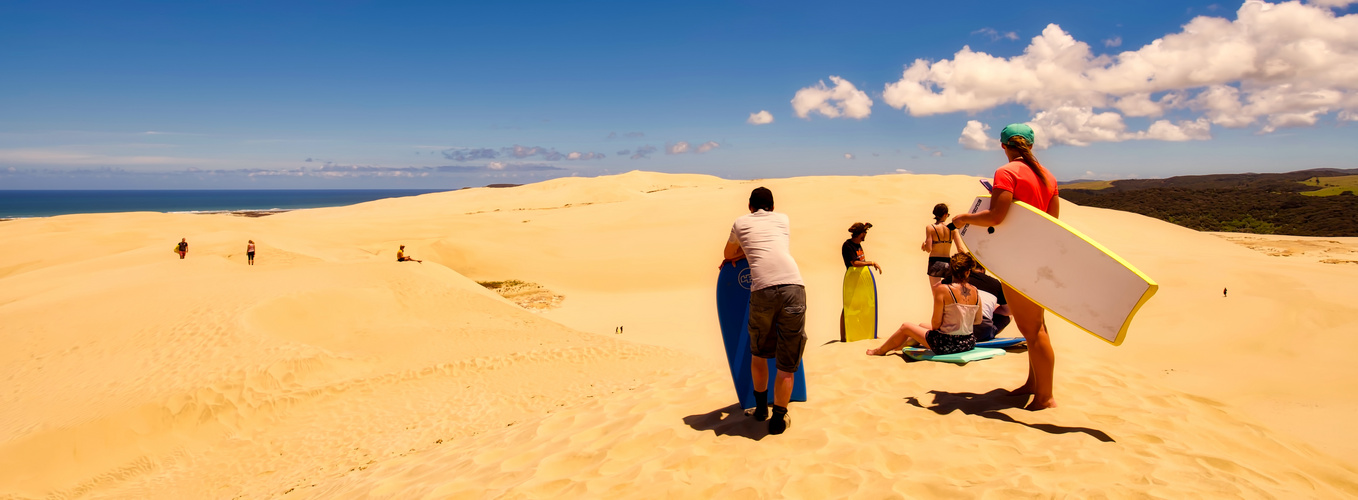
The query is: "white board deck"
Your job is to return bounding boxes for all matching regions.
[959,196,1157,346]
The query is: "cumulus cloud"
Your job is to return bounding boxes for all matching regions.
[885,2,1358,146]
[630,145,658,159]
[844,153,855,160]
[565,151,606,160]
[1104,36,1122,47]
[666,141,690,155]
[696,141,720,153]
[895,168,914,174]
[959,121,999,150]
[792,76,873,119]
[748,110,774,125]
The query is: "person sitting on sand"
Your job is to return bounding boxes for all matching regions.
[867,253,982,356]
[969,264,1011,342]
[177,238,188,259]
[723,187,805,435]
[246,240,256,266]
[922,204,959,286]
[950,122,1060,410]
[840,222,882,342]
[397,245,422,263]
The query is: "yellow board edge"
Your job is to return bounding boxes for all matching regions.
[964,196,1159,347]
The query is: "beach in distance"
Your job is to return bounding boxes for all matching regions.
[3,171,1358,498]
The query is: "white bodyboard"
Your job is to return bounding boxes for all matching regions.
[959,196,1157,346]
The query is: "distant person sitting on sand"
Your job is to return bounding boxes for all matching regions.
[840,222,882,342]
[968,264,1011,342]
[397,245,422,263]
[867,253,981,356]
[723,186,805,435]
[247,240,256,265]
[176,238,188,259]
[922,203,960,286]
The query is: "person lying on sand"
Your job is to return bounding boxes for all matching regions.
[867,253,982,356]
[397,245,422,263]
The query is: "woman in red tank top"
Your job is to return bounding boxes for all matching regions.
[950,123,1060,410]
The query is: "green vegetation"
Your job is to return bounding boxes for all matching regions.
[1062,168,1358,237]
[1298,175,1358,197]
[1059,180,1115,190]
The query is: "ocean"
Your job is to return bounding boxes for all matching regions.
[0,190,449,218]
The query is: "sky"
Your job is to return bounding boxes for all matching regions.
[1,0,1356,189]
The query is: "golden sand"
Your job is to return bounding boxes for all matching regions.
[2,171,1356,498]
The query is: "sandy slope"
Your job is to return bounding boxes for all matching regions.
[1,171,1356,498]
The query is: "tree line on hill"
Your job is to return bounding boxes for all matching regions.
[1060,168,1358,237]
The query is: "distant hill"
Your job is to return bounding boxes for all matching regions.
[1062,168,1358,237]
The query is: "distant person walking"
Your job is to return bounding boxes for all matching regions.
[841,222,882,342]
[923,204,960,286]
[397,245,422,263]
[723,187,806,435]
[176,238,188,259]
[1223,287,1228,297]
[247,240,256,265]
[951,123,1061,411]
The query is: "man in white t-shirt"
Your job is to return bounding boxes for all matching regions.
[721,187,805,435]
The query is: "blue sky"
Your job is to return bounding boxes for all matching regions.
[1,0,1355,189]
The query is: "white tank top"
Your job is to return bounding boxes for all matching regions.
[938,285,979,336]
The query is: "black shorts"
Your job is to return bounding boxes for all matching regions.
[748,284,807,373]
[926,256,950,278]
[247,252,255,258]
[926,330,976,355]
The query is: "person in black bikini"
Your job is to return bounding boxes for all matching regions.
[921,203,959,286]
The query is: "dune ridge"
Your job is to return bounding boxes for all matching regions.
[2,170,1357,498]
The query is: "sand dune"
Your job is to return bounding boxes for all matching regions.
[2,171,1357,498]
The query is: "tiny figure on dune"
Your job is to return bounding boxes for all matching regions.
[397,245,422,263]
[176,238,188,259]
[1223,287,1228,298]
[247,240,256,265]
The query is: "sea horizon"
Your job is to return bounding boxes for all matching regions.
[0,189,451,218]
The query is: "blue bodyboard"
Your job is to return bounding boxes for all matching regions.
[976,337,1025,349]
[717,259,808,409]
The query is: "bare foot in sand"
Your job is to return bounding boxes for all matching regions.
[865,347,883,356]
[1025,397,1057,411]
[1009,384,1034,396]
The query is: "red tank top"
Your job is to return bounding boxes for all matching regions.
[992,161,1058,214]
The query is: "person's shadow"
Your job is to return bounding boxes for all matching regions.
[905,389,1114,443]
[683,403,770,441]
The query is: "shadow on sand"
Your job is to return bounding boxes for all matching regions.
[683,403,770,441]
[905,389,1115,443]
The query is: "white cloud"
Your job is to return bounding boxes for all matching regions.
[666,142,690,155]
[791,76,873,119]
[958,121,998,150]
[695,141,720,153]
[974,28,1019,41]
[747,110,774,125]
[1104,36,1122,47]
[883,2,1358,146]
[844,153,855,160]
[895,168,914,174]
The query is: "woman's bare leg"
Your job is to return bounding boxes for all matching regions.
[867,322,931,355]
[1003,283,1056,410]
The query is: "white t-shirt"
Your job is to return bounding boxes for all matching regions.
[976,289,999,321]
[729,210,804,291]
